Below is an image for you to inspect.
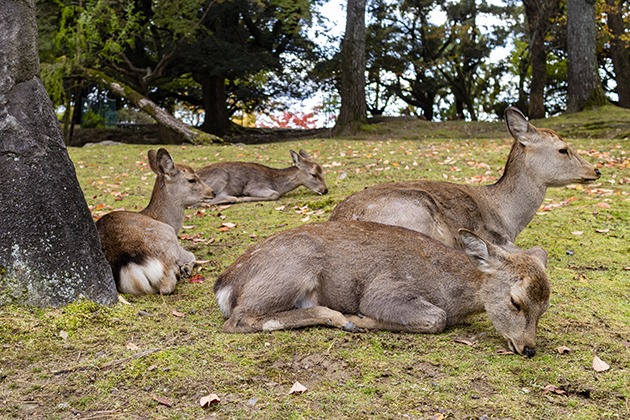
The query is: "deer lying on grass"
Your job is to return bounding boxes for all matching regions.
[215,221,550,357]
[330,107,601,250]
[96,149,214,295]
[196,149,328,205]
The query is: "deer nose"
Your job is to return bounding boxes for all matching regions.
[322,188,328,195]
[524,346,536,358]
[594,168,601,178]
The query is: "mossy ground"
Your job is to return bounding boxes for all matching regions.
[1,108,628,419]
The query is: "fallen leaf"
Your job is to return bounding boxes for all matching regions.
[571,231,584,236]
[595,228,610,233]
[432,413,445,420]
[182,225,195,229]
[496,348,514,355]
[59,330,68,340]
[453,338,475,346]
[195,260,210,265]
[222,222,237,229]
[289,381,307,394]
[171,310,186,318]
[593,355,610,372]
[556,345,571,354]
[126,342,140,351]
[199,393,220,407]
[542,384,567,396]
[596,202,611,209]
[189,274,205,283]
[152,394,173,407]
[118,295,132,305]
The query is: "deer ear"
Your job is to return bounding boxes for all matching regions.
[147,149,159,174]
[290,150,303,166]
[298,149,311,159]
[156,148,179,178]
[525,246,548,268]
[505,106,534,144]
[458,229,497,273]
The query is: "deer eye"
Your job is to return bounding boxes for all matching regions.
[188,178,197,184]
[311,173,318,178]
[510,297,521,312]
[559,148,569,155]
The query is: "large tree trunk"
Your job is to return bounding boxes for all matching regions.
[566,0,608,112]
[194,72,231,136]
[606,0,630,108]
[83,68,222,144]
[524,0,560,119]
[0,0,117,306]
[333,0,367,136]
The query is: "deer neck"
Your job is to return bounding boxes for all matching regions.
[140,179,185,234]
[445,271,486,324]
[272,166,302,195]
[483,143,547,242]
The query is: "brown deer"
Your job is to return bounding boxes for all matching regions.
[330,107,601,250]
[96,148,214,295]
[215,221,550,357]
[197,149,328,205]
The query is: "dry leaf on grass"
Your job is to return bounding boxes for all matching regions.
[152,395,173,407]
[171,310,186,318]
[126,342,140,351]
[496,348,514,355]
[556,345,571,354]
[199,394,220,407]
[59,330,68,340]
[188,274,205,283]
[453,338,475,346]
[118,295,132,305]
[289,381,307,394]
[593,356,610,372]
[542,384,567,396]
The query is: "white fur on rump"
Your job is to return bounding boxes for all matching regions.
[119,259,165,295]
[215,286,233,318]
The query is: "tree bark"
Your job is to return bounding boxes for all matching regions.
[524,0,560,118]
[333,0,367,136]
[606,0,630,108]
[83,68,222,144]
[566,0,608,112]
[0,0,117,306]
[194,72,231,136]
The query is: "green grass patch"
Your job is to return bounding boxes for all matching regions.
[1,112,628,418]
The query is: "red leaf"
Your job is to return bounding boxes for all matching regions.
[189,274,205,283]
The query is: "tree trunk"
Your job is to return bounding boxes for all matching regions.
[194,72,231,136]
[524,0,560,118]
[83,68,222,144]
[0,0,117,307]
[333,0,367,136]
[606,0,630,108]
[566,0,608,112]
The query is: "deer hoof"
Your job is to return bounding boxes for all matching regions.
[180,262,195,277]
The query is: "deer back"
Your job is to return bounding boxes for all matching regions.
[330,107,600,247]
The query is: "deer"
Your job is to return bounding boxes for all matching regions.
[215,221,550,357]
[96,148,215,295]
[196,149,328,205]
[329,107,601,250]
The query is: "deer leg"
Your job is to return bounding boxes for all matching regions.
[177,247,195,277]
[222,306,358,333]
[357,288,448,333]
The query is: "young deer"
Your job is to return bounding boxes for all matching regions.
[96,149,214,295]
[215,221,550,357]
[330,107,601,250]
[197,149,328,205]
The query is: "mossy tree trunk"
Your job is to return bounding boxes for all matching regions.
[566,0,608,112]
[83,68,223,144]
[0,0,118,306]
[333,0,367,136]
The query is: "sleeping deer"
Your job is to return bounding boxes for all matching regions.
[215,221,550,357]
[96,148,214,295]
[197,149,328,205]
[330,107,601,250]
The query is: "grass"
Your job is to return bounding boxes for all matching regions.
[1,108,629,419]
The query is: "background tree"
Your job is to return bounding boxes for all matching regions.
[566,0,608,111]
[1,0,117,306]
[523,0,561,118]
[334,0,368,134]
[603,0,630,108]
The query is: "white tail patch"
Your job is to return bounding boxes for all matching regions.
[215,286,234,318]
[119,258,164,295]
